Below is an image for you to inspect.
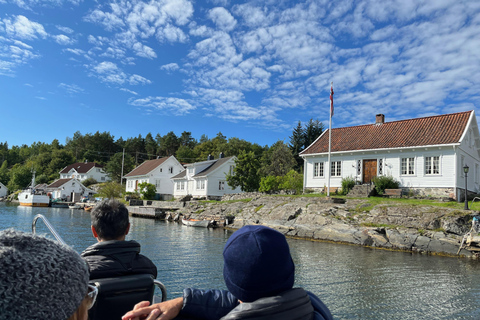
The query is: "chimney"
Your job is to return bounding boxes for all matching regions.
[207,154,214,161]
[219,152,224,159]
[375,114,385,125]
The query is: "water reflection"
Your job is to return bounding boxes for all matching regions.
[1,202,480,319]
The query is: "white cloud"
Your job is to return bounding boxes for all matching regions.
[160,62,179,71]
[129,74,151,85]
[56,25,74,34]
[59,83,84,94]
[208,7,237,32]
[129,96,195,115]
[120,87,138,95]
[2,15,47,40]
[54,34,75,45]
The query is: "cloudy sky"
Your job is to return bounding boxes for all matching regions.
[1,0,479,148]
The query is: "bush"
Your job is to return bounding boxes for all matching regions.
[372,175,400,195]
[82,177,98,187]
[279,170,303,194]
[137,182,156,200]
[341,176,356,195]
[259,175,282,192]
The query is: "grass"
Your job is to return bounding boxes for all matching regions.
[254,205,265,212]
[360,222,400,229]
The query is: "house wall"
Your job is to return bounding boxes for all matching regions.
[0,182,7,197]
[125,157,184,195]
[303,146,460,197]
[454,122,480,199]
[61,168,110,182]
[50,180,90,201]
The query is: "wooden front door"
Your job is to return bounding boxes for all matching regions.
[363,159,377,184]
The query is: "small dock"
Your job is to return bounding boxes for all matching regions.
[127,201,185,219]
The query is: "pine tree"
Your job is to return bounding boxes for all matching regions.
[289,121,305,170]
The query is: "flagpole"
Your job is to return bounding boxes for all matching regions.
[327,82,333,197]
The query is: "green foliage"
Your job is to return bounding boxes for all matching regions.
[105,152,135,183]
[82,177,98,187]
[227,150,261,192]
[372,175,400,195]
[96,182,125,199]
[260,140,296,177]
[0,160,9,186]
[279,170,303,194]
[259,175,282,192]
[137,182,156,200]
[341,176,356,195]
[7,165,33,191]
[176,145,198,163]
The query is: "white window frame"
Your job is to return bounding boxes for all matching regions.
[330,161,341,177]
[313,162,324,178]
[169,166,173,174]
[401,157,415,176]
[196,179,205,190]
[425,156,440,175]
[219,181,225,190]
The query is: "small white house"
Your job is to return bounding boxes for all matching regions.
[300,110,480,200]
[0,182,7,197]
[172,154,242,200]
[47,178,94,202]
[59,162,110,182]
[124,156,184,198]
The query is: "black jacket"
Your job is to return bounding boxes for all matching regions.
[81,240,157,280]
[179,288,333,320]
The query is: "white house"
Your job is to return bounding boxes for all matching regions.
[300,110,480,200]
[124,156,184,198]
[172,154,242,199]
[59,162,110,182]
[0,182,7,197]
[47,178,94,202]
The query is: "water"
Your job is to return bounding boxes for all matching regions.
[1,202,480,320]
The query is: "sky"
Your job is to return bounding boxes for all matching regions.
[1,0,479,149]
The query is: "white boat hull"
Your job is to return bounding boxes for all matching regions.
[182,219,211,228]
[18,191,50,207]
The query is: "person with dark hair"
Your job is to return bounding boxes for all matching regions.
[122,225,333,320]
[81,199,157,280]
[0,229,98,320]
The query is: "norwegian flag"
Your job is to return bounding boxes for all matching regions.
[330,83,334,117]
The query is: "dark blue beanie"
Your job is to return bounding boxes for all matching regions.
[223,225,295,302]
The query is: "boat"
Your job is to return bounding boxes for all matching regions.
[69,204,81,209]
[182,218,212,228]
[18,171,50,207]
[84,205,93,211]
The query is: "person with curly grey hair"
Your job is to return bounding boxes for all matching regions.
[81,199,157,280]
[0,228,98,320]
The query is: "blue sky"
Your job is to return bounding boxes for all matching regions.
[1,0,479,148]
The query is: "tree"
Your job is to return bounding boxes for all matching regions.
[144,133,158,159]
[226,151,261,192]
[279,170,303,194]
[176,145,198,163]
[137,182,156,200]
[96,182,124,199]
[289,121,305,171]
[105,153,135,183]
[7,164,33,191]
[178,131,197,149]
[0,160,9,186]
[304,119,324,149]
[158,131,179,156]
[260,141,296,177]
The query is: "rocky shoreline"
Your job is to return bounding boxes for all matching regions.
[177,193,479,259]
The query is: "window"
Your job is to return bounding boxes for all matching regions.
[313,162,324,177]
[188,168,194,174]
[378,159,383,175]
[169,167,173,174]
[101,177,105,181]
[425,156,440,175]
[331,161,341,177]
[155,179,161,188]
[229,165,234,175]
[181,181,185,190]
[401,157,415,175]
[219,181,225,190]
[357,160,361,176]
[196,180,205,190]
[160,168,162,172]
[97,168,101,172]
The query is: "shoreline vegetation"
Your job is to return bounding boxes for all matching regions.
[172,193,479,259]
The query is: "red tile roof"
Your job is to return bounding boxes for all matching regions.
[301,111,472,155]
[124,157,169,177]
[60,162,103,174]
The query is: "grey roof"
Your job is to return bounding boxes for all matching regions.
[194,156,233,177]
[171,156,234,180]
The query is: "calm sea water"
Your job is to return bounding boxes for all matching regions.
[1,202,480,320]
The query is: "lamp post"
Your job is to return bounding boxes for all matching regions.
[464,164,469,210]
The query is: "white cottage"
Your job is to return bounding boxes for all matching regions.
[47,178,94,202]
[172,154,242,200]
[300,110,480,200]
[60,162,110,182]
[124,156,184,199]
[0,182,7,198]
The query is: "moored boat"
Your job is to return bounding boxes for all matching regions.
[69,204,81,209]
[182,218,212,228]
[18,171,50,207]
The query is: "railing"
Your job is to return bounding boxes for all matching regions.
[154,280,168,302]
[32,214,66,245]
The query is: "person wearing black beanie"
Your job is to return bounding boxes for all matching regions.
[123,225,333,320]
